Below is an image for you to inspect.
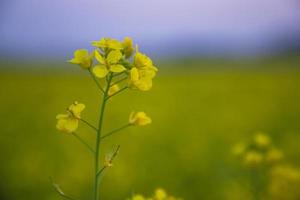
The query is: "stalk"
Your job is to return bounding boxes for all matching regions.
[94,73,113,200]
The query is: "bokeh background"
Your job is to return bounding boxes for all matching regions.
[0,0,300,199]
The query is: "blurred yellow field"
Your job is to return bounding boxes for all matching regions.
[1,59,300,200]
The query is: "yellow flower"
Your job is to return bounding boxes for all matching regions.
[244,151,263,167]
[129,67,155,91]
[68,49,93,69]
[68,101,85,119]
[132,194,145,200]
[93,50,126,78]
[232,142,247,157]
[128,46,157,91]
[154,188,167,200]
[108,84,120,96]
[92,38,123,50]
[129,111,152,126]
[56,102,85,133]
[254,132,271,149]
[123,37,134,58]
[266,148,284,163]
[134,46,158,71]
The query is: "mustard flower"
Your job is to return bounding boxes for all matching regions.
[266,148,284,163]
[123,37,134,58]
[92,38,123,50]
[93,50,126,78]
[131,195,146,200]
[68,49,94,69]
[244,151,263,167]
[108,84,120,96]
[254,132,271,149]
[129,111,152,126]
[56,102,85,133]
[129,46,157,91]
[232,142,247,157]
[154,188,167,200]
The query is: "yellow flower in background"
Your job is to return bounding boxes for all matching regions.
[154,188,167,200]
[266,148,284,163]
[232,142,247,157]
[129,111,152,126]
[244,151,263,167]
[68,49,93,69]
[254,132,271,149]
[56,102,85,133]
[123,37,134,58]
[92,38,123,50]
[93,50,126,78]
[108,84,120,96]
[131,194,146,200]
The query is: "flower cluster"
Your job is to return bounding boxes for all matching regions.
[128,188,182,200]
[69,37,157,91]
[232,132,283,168]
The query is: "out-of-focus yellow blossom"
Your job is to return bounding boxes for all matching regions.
[244,151,263,167]
[232,142,247,157]
[104,155,113,168]
[93,50,126,78]
[129,112,151,126]
[254,132,271,148]
[266,148,284,164]
[92,38,123,50]
[154,188,167,200]
[269,165,300,200]
[123,37,134,58]
[108,84,120,96]
[56,102,85,133]
[131,194,146,200]
[128,189,181,200]
[68,49,94,69]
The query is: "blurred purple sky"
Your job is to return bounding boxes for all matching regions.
[0,0,300,58]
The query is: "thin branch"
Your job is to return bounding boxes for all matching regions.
[96,145,121,177]
[106,86,128,100]
[50,177,79,200]
[101,124,132,140]
[111,77,127,87]
[72,132,95,154]
[79,118,98,132]
[88,69,104,93]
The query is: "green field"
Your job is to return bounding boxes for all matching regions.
[0,58,300,200]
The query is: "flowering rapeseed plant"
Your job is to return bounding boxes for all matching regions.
[54,37,157,200]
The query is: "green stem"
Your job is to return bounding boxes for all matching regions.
[101,124,132,140]
[94,73,113,200]
[89,69,105,93]
[72,132,95,154]
[106,86,128,100]
[79,118,98,132]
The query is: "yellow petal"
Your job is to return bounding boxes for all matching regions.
[95,50,105,64]
[110,64,126,73]
[69,102,85,118]
[130,67,139,82]
[107,50,122,64]
[74,49,89,58]
[93,65,109,78]
[64,118,79,133]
